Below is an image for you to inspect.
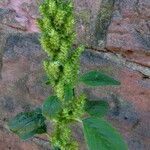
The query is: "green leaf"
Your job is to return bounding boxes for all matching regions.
[8,108,46,140]
[80,71,120,86]
[83,117,128,150]
[85,100,109,117]
[64,84,74,101]
[17,125,46,140]
[42,96,62,119]
[53,147,61,150]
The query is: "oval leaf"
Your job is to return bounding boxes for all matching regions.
[8,108,46,140]
[42,96,62,119]
[80,71,120,86]
[85,100,109,117]
[83,117,128,150]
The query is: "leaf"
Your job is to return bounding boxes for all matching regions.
[8,108,46,140]
[17,125,46,140]
[53,147,61,150]
[85,100,109,117]
[64,84,74,101]
[42,96,62,119]
[83,117,128,150]
[80,71,120,86]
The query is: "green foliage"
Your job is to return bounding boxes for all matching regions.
[8,0,128,150]
[80,71,120,86]
[53,147,61,150]
[8,108,46,140]
[42,96,62,119]
[85,100,109,117]
[83,117,128,150]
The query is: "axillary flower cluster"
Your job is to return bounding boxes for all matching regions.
[37,0,85,149]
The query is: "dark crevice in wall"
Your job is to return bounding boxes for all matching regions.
[94,0,115,47]
[134,0,140,15]
[0,30,8,79]
[141,74,150,80]
[135,28,150,52]
[0,52,2,79]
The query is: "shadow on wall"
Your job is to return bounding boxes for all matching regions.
[0,32,8,79]
[94,0,115,47]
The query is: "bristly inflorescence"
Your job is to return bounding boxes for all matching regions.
[38,0,84,99]
[37,0,85,149]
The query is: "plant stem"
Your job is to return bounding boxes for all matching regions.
[37,0,85,149]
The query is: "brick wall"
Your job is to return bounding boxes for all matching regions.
[0,0,150,150]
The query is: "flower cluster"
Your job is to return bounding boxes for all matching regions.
[37,0,85,149]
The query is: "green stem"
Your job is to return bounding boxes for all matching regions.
[38,0,85,149]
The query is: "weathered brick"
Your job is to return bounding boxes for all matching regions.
[0,34,149,149]
[0,0,150,149]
